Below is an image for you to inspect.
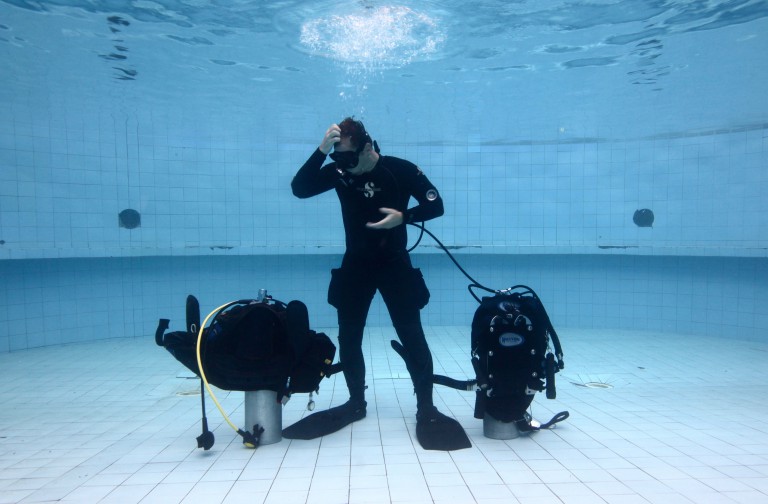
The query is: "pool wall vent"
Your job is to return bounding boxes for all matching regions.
[633,209,654,227]
[119,209,141,229]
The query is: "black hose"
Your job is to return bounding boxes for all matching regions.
[196,378,215,450]
[406,222,495,302]
[155,319,170,346]
[406,222,425,253]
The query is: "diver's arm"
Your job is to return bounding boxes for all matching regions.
[291,148,336,199]
[366,162,443,229]
[402,166,444,224]
[292,124,343,198]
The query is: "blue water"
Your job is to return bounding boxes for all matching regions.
[0,0,767,351]
[1,5,768,504]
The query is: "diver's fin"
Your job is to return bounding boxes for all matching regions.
[416,407,472,451]
[389,340,471,450]
[186,295,200,334]
[282,401,367,440]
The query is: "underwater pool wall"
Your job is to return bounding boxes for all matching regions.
[1,253,766,353]
[0,115,766,352]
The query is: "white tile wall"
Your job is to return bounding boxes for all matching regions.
[1,253,766,352]
[1,117,767,260]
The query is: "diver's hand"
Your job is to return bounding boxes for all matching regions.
[319,124,341,155]
[366,208,403,229]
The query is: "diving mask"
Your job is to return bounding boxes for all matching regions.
[329,150,360,171]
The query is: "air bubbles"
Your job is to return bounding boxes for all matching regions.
[292,4,446,112]
[300,5,445,74]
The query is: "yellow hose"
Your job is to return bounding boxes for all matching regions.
[195,301,247,439]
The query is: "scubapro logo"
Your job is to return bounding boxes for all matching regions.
[499,333,524,347]
[363,182,376,198]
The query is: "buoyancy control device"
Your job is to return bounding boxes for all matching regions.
[155,292,339,449]
[469,284,567,430]
[402,223,569,432]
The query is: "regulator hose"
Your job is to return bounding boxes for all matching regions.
[195,300,264,449]
[407,222,495,302]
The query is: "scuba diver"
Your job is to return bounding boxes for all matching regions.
[289,117,470,450]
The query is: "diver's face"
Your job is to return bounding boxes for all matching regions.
[329,137,360,172]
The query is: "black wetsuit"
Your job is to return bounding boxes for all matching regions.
[292,148,444,411]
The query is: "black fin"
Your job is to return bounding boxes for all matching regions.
[391,340,472,450]
[186,295,200,334]
[282,401,366,440]
[416,408,472,451]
